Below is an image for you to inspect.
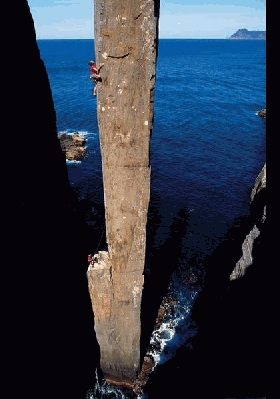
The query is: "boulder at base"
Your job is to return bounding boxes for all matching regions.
[58,132,87,160]
[257,108,266,118]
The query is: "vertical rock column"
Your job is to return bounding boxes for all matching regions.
[87,0,160,387]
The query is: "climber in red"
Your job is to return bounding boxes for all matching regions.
[88,60,104,96]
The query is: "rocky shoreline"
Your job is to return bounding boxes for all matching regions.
[58,132,87,160]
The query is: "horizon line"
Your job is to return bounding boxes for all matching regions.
[36,36,262,40]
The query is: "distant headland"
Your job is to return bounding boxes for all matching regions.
[229,28,266,40]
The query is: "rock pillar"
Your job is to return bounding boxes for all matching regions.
[87,0,160,387]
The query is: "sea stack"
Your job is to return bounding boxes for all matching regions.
[87,0,160,387]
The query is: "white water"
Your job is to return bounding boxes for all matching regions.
[146,284,198,366]
[86,282,198,398]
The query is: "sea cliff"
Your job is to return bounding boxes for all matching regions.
[4,2,268,398]
[3,2,98,398]
[144,162,268,397]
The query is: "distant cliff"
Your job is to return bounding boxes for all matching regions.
[229,28,266,40]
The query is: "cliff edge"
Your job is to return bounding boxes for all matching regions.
[3,2,98,398]
[230,163,266,280]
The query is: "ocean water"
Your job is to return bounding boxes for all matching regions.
[37,38,266,397]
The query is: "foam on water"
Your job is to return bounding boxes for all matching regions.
[86,369,138,399]
[85,287,199,398]
[58,129,93,137]
[147,287,198,366]
[66,159,82,165]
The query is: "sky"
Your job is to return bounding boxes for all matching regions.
[27,0,266,39]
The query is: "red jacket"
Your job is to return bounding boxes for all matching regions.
[90,64,98,75]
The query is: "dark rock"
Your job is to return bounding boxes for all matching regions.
[154,295,177,328]
[155,304,165,326]
[3,2,98,398]
[230,163,266,280]
[184,163,268,397]
[143,164,268,399]
[229,28,266,40]
[258,108,266,118]
[58,132,87,160]
[134,355,156,394]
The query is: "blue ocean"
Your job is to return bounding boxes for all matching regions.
[37,38,266,397]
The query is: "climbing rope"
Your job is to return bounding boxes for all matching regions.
[94,221,106,255]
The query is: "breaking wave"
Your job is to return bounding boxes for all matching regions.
[85,284,198,398]
[147,287,198,366]
[58,128,98,138]
[66,159,82,165]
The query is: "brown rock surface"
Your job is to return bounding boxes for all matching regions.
[87,0,160,386]
[133,355,156,393]
[258,108,266,118]
[58,132,87,160]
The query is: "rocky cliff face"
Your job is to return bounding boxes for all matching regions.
[230,163,266,280]
[3,2,98,398]
[188,162,268,396]
[144,163,268,398]
[87,0,160,387]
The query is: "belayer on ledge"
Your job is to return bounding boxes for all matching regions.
[88,60,104,96]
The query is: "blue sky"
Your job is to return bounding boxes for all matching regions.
[27,0,266,39]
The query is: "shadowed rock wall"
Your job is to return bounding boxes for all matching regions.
[3,2,98,397]
[87,0,160,386]
[230,163,266,280]
[143,163,268,398]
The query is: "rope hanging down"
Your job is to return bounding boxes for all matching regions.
[94,222,106,255]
